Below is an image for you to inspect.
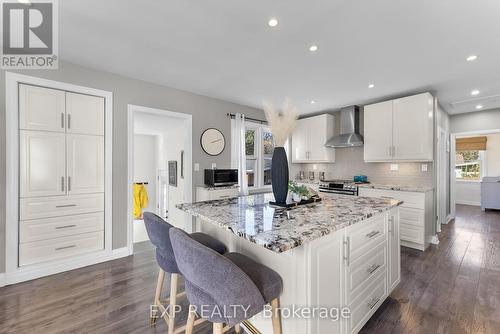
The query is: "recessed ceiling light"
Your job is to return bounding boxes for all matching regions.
[17,0,31,3]
[368,84,375,88]
[476,104,483,109]
[267,18,278,27]
[471,90,480,96]
[309,45,318,52]
[310,100,316,104]
[466,55,478,62]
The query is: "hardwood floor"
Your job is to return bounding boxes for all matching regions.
[0,205,499,334]
[362,205,500,334]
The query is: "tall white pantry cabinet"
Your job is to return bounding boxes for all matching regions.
[18,84,105,266]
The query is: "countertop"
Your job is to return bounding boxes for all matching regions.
[176,192,402,253]
[358,183,433,193]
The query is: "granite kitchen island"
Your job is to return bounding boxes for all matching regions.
[177,193,402,334]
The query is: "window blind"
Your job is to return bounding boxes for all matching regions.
[456,136,487,151]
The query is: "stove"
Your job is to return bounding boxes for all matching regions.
[318,179,362,196]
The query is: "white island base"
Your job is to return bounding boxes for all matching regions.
[190,207,400,334]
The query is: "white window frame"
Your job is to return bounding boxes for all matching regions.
[455,150,486,182]
[245,123,273,192]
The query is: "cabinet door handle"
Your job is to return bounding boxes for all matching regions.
[61,176,65,192]
[366,230,380,239]
[388,216,395,235]
[367,297,380,310]
[67,113,71,129]
[219,195,230,199]
[55,224,77,230]
[68,176,71,192]
[56,204,77,208]
[367,264,381,274]
[61,113,65,128]
[343,236,351,266]
[55,245,76,251]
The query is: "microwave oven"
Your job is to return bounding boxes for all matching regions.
[204,169,238,187]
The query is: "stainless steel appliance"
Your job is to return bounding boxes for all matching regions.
[325,105,364,148]
[319,179,360,196]
[204,169,238,187]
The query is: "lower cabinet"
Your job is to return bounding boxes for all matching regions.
[196,186,240,201]
[358,187,433,251]
[343,210,400,334]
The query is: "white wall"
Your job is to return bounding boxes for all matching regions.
[133,134,158,242]
[455,181,481,206]
[134,111,189,229]
[486,133,500,176]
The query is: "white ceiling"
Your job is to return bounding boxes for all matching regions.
[60,0,500,115]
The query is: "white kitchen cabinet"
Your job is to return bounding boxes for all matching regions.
[17,85,105,267]
[20,131,66,198]
[196,186,239,201]
[66,92,105,135]
[392,93,434,161]
[387,210,400,291]
[364,92,434,162]
[291,114,335,163]
[363,100,393,161]
[19,84,66,133]
[359,187,433,251]
[67,134,105,194]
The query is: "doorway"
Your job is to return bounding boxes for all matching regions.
[127,105,193,254]
[450,129,500,217]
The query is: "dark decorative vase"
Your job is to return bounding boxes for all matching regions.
[271,147,289,204]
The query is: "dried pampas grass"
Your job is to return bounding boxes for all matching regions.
[263,98,299,147]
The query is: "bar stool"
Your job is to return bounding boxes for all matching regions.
[169,227,283,334]
[143,212,227,334]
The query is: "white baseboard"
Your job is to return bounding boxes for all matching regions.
[3,247,130,286]
[0,273,5,287]
[456,200,480,206]
[429,235,440,245]
[444,215,453,224]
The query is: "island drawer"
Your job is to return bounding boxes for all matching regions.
[346,214,387,261]
[348,271,387,334]
[348,242,387,299]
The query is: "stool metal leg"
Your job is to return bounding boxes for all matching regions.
[168,273,179,334]
[213,322,224,334]
[270,298,282,334]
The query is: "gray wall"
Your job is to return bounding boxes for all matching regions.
[450,108,500,133]
[0,62,264,273]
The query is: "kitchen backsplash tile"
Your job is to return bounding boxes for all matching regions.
[290,146,433,188]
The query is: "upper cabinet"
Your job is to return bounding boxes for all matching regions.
[19,84,66,132]
[20,84,105,136]
[66,92,105,135]
[291,114,335,163]
[364,92,434,162]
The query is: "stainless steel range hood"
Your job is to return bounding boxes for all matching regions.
[325,105,363,148]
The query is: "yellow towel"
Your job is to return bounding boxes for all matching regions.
[133,184,149,219]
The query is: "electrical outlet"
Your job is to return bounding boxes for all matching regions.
[390,164,399,171]
[421,163,428,172]
[194,163,200,171]
[313,164,318,170]
[211,163,217,169]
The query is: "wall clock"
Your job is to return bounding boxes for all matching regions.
[201,128,225,156]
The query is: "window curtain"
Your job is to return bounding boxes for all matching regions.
[231,113,248,195]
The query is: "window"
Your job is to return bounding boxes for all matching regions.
[455,150,485,181]
[245,124,274,190]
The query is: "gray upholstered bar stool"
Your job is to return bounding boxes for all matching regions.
[143,212,227,334]
[169,227,283,334]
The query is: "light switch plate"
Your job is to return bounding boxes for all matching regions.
[194,163,200,171]
[390,163,399,171]
[421,163,428,172]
